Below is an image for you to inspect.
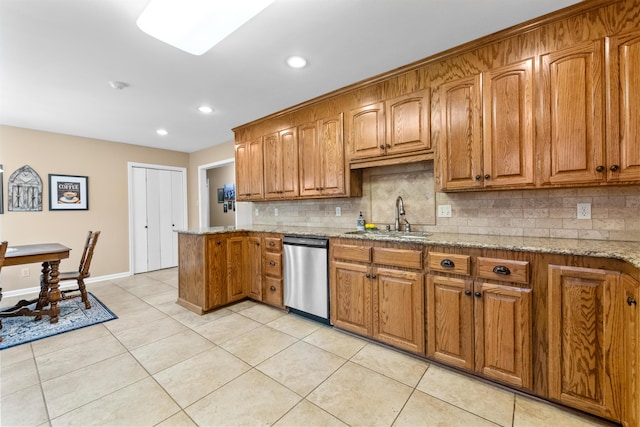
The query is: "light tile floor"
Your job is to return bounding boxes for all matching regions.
[0,268,611,426]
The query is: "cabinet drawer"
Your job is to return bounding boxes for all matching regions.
[263,276,283,308]
[264,252,282,277]
[332,244,371,263]
[477,257,529,284]
[428,252,471,276]
[264,236,282,252]
[373,247,423,270]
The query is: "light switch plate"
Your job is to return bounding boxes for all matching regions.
[274,207,278,216]
[438,205,452,218]
[335,207,341,217]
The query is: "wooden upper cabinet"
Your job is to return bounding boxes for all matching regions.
[607,29,640,183]
[539,40,606,186]
[440,75,483,190]
[386,90,431,155]
[299,114,346,197]
[348,102,385,159]
[482,58,535,188]
[263,127,299,199]
[235,138,263,201]
[348,91,431,164]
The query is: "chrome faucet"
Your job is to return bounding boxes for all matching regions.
[395,196,405,231]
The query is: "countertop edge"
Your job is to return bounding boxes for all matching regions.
[177,227,640,269]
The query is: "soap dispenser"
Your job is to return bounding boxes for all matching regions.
[356,211,365,231]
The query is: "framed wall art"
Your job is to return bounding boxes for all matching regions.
[49,174,88,211]
[8,165,42,212]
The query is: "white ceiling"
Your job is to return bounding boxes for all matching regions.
[0,0,582,154]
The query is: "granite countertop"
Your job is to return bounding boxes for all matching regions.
[178,226,640,269]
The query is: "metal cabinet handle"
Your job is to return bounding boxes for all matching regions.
[270,285,276,292]
[366,273,371,278]
[269,260,276,266]
[484,174,491,180]
[441,259,455,268]
[492,265,511,275]
[465,290,472,296]
[379,145,385,150]
[628,296,637,306]
[372,274,377,279]
[269,241,275,247]
[386,144,391,149]
[475,175,482,181]
[474,292,482,298]
[596,165,605,172]
[610,165,620,172]
[216,241,222,246]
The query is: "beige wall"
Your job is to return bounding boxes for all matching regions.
[207,164,236,227]
[187,141,235,228]
[0,125,189,292]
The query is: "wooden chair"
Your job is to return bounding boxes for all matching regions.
[59,231,100,309]
[0,241,9,341]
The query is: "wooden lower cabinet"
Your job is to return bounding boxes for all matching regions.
[330,240,424,354]
[261,234,284,309]
[426,275,532,389]
[226,236,246,303]
[247,235,262,301]
[548,265,640,424]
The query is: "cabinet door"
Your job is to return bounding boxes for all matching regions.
[548,265,619,421]
[298,121,320,197]
[247,236,262,301]
[263,276,284,308]
[226,237,246,303]
[439,75,483,190]
[540,41,605,185]
[426,275,474,370]
[482,59,535,188]
[607,29,640,183]
[373,267,424,354]
[621,274,639,427]
[330,261,372,336]
[235,139,263,200]
[348,102,385,159]
[386,90,431,155]
[263,128,299,199]
[317,113,345,195]
[475,282,532,389]
[207,236,227,309]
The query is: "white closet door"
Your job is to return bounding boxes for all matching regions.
[158,170,174,269]
[132,167,149,274]
[146,168,162,272]
[170,170,185,267]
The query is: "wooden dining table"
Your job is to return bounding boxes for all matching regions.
[2,243,71,324]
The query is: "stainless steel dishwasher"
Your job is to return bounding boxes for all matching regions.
[283,236,330,324]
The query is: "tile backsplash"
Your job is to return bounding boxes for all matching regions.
[249,162,640,242]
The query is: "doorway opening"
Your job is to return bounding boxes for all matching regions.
[198,158,235,228]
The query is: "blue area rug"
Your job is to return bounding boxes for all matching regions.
[0,292,117,350]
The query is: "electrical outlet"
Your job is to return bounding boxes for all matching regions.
[335,207,341,217]
[577,203,591,219]
[21,268,30,277]
[255,208,259,216]
[274,207,278,216]
[438,205,452,218]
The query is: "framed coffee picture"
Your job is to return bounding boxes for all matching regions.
[49,174,88,211]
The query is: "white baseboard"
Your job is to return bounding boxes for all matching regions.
[1,271,132,298]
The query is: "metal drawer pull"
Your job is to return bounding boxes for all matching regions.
[441,259,455,268]
[474,292,482,298]
[269,260,276,266]
[493,265,511,275]
[628,297,637,306]
[269,241,275,247]
[270,286,276,292]
[465,290,472,296]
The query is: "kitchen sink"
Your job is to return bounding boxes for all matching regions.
[344,230,431,239]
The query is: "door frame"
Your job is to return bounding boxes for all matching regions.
[127,162,187,275]
[198,158,235,228]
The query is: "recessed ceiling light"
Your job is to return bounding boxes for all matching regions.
[286,56,307,69]
[156,129,168,136]
[198,106,214,114]
[109,81,129,90]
